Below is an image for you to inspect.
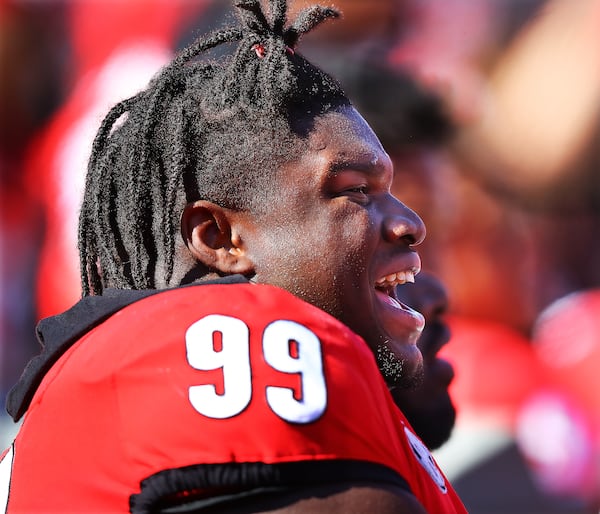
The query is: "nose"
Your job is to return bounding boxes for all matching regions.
[382,200,426,247]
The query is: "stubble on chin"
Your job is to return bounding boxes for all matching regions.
[376,341,424,390]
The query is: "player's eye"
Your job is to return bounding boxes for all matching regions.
[346,186,368,194]
[339,185,369,205]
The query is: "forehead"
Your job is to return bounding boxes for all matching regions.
[304,106,392,177]
[308,106,384,153]
[263,105,393,204]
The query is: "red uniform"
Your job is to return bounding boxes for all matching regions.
[1,281,466,513]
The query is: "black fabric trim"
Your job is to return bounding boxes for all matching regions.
[6,275,249,421]
[129,460,412,513]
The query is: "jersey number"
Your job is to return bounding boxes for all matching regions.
[185,315,327,424]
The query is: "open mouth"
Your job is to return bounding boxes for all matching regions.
[375,269,418,305]
[374,268,425,334]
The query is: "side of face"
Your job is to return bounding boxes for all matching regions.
[230,105,428,388]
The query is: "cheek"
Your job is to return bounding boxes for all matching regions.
[332,211,375,271]
[251,200,375,311]
[249,210,332,285]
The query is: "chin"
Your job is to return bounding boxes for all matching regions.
[376,342,424,389]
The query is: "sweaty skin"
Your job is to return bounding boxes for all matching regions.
[232,105,427,388]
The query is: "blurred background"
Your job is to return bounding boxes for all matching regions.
[1,0,599,512]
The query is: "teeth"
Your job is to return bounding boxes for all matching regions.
[375,269,416,287]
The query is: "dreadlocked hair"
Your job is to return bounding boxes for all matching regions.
[78,0,349,297]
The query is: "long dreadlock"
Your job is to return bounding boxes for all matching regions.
[78,0,348,296]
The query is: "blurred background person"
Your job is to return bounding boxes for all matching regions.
[394,272,457,452]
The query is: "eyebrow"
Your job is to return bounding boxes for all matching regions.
[326,152,386,178]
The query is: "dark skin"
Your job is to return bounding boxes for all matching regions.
[178,105,431,512]
[181,106,427,390]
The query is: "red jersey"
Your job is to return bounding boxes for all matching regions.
[1,282,466,513]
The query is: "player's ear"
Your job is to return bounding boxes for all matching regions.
[180,200,254,275]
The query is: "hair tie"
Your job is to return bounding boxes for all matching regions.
[251,43,294,58]
[251,43,266,58]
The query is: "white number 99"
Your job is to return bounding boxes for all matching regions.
[186,315,327,423]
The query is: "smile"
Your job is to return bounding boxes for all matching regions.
[375,269,418,289]
[373,265,425,339]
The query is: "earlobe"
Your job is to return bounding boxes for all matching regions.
[180,201,255,275]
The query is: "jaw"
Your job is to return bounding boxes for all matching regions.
[352,287,425,387]
[375,339,424,389]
